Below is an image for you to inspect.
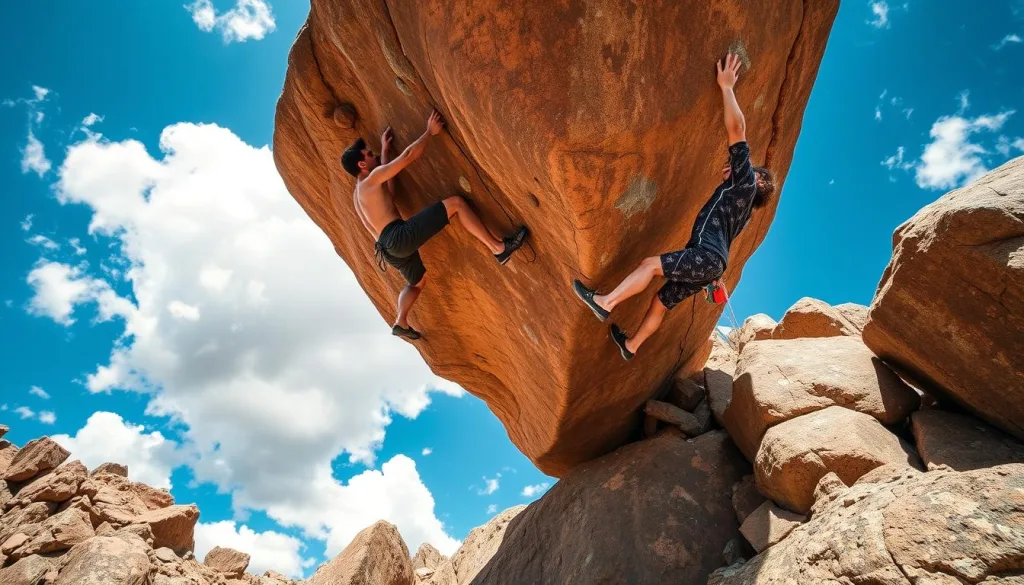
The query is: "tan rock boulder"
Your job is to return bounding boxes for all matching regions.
[8,506,95,558]
[0,554,53,585]
[0,501,54,542]
[204,545,251,577]
[863,156,1024,440]
[307,520,413,585]
[731,475,767,524]
[0,424,7,440]
[13,460,88,505]
[723,336,919,460]
[131,482,174,510]
[80,475,151,528]
[274,0,839,476]
[911,410,1024,471]
[90,462,128,477]
[706,333,738,377]
[53,534,152,585]
[3,437,70,482]
[771,297,867,340]
[470,431,747,584]
[446,506,524,585]
[738,501,804,553]
[411,543,444,573]
[134,504,199,553]
[731,314,777,352]
[0,440,19,476]
[710,464,1024,584]
[755,406,921,513]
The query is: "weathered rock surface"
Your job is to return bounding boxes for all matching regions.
[53,534,151,585]
[90,463,127,477]
[710,464,1024,585]
[307,520,413,585]
[203,545,250,577]
[731,475,767,524]
[425,506,524,585]
[731,314,777,352]
[0,553,52,585]
[755,406,921,513]
[12,460,87,505]
[772,297,868,339]
[723,336,918,460]
[134,504,198,553]
[0,425,7,440]
[706,333,738,377]
[0,441,18,476]
[469,431,747,584]
[911,410,1024,471]
[738,501,804,553]
[4,438,70,482]
[863,156,1024,440]
[9,507,95,558]
[274,0,839,476]
[411,543,443,572]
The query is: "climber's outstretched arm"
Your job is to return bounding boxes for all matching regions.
[717,53,746,146]
[380,126,395,199]
[365,110,445,188]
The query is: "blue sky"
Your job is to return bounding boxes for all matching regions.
[1,0,1022,578]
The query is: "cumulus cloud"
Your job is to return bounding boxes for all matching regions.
[186,0,276,43]
[39,411,56,424]
[915,110,1015,189]
[867,1,890,28]
[992,33,1022,50]
[194,521,313,578]
[21,215,34,232]
[52,411,179,489]
[36,122,460,559]
[476,475,500,496]
[421,448,432,456]
[22,132,52,177]
[82,113,103,127]
[15,406,35,419]
[520,482,550,497]
[29,386,50,399]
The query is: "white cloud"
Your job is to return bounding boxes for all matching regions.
[38,122,461,561]
[992,33,1022,50]
[867,1,890,28]
[22,132,52,177]
[520,482,550,497]
[29,386,50,399]
[421,447,432,456]
[194,521,313,579]
[915,110,1015,189]
[27,234,60,250]
[51,411,179,489]
[874,106,882,121]
[21,215,34,232]
[32,86,49,101]
[69,238,87,256]
[881,146,914,172]
[186,0,276,43]
[82,113,103,127]
[477,476,500,496]
[39,411,56,425]
[15,406,35,419]
[486,504,497,515]
[958,90,971,113]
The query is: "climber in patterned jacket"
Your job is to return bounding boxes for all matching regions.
[572,53,776,361]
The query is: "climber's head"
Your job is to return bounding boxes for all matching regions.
[340,137,380,178]
[752,167,776,209]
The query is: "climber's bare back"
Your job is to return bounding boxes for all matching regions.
[354,180,401,239]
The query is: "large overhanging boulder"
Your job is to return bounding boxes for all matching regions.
[273,1,838,475]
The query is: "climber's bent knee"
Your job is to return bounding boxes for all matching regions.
[641,255,664,277]
[442,195,467,217]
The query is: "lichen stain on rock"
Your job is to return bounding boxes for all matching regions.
[615,176,657,219]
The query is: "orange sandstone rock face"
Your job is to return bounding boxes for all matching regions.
[273,1,838,475]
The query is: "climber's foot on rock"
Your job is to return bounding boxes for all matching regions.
[573,280,610,322]
[392,324,422,340]
[609,324,635,361]
[495,226,529,265]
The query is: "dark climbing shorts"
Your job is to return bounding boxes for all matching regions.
[374,201,450,285]
[657,246,726,310]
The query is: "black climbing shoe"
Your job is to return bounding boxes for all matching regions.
[573,280,610,322]
[392,324,422,340]
[609,324,635,361]
[495,226,530,265]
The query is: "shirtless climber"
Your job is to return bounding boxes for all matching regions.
[341,109,529,340]
[572,53,776,361]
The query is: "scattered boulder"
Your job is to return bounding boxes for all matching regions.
[911,410,1024,471]
[90,463,128,477]
[0,553,53,585]
[644,400,704,436]
[411,543,444,572]
[731,314,777,352]
[3,437,70,482]
[204,545,250,577]
[0,501,54,542]
[862,156,1024,440]
[706,333,738,376]
[134,504,199,553]
[307,520,413,585]
[723,336,919,460]
[771,297,867,340]
[274,0,839,476]
[131,483,174,510]
[13,460,88,505]
[53,534,151,585]
[81,475,151,527]
[432,505,524,585]
[667,375,705,411]
[809,472,848,516]
[710,464,1024,584]
[755,406,922,513]
[0,424,7,440]
[9,507,95,558]
[470,431,747,584]
[0,440,19,476]
[731,475,767,524]
[739,501,805,553]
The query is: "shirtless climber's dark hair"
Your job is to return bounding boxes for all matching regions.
[341,137,367,177]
